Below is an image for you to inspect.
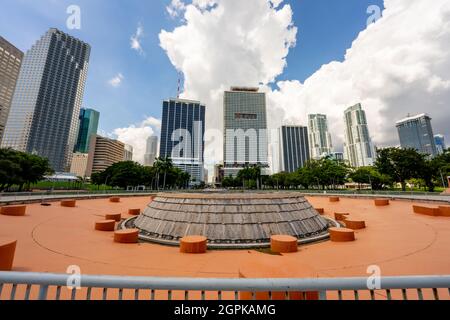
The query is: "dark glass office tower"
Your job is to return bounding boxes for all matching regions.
[396,114,437,157]
[1,29,90,172]
[159,98,206,183]
[279,125,310,173]
[75,108,99,153]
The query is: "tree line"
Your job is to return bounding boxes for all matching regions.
[222,148,450,192]
[91,157,191,190]
[0,148,53,192]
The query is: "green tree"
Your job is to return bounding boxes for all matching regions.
[0,148,53,191]
[430,149,450,188]
[375,148,427,191]
[349,166,392,190]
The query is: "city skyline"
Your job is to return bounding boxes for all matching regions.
[4,0,449,166]
[0,0,448,176]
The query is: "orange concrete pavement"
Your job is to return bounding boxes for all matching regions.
[0,195,449,282]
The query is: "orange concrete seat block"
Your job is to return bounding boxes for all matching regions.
[1,205,27,216]
[128,208,141,216]
[105,213,122,222]
[329,227,355,242]
[270,235,298,253]
[180,236,208,254]
[344,219,366,230]
[413,205,441,217]
[334,212,349,221]
[95,220,116,232]
[60,200,76,207]
[109,197,121,203]
[329,197,340,203]
[0,238,17,271]
[438,206,450,217]
[114,229,139,243]
[375,199,390,206]
[315,208,325,214]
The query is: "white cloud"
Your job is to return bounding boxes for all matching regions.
[167,0,187,18]
[159,0,450,169]
[113,117,162,164]
[108,73,124,87]
[130,23,145,54]
[160,0,297,165]
[268,0,450,149]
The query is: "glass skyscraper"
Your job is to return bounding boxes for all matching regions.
[144,135,158,167]
[434,134,446,155]
[396,114,437,157]
[1,28,90,172]
[308,114,333,159]
[278,125,310,173]
[223,87,269,177]
[159,98,206,184]
[0,37,23,144]
[75,108,99,153]
[343,103,375,168]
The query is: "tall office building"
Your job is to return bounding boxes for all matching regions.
[123,144,134,161]
[278,126,310,173]
[144,135,158,166]
[434,134,446,155]
[0,37,23,144]
[343,103,375,168]
[396,114,437,156]
[159,98,205,184]
[1,29,90,172]
[308,114,333,159]
[223,87,269,177]
[86,135,125,177]
[75,108,99,153]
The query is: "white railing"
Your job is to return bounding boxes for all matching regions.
[0,272,449,300]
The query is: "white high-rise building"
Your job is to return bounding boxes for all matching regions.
[343,103,376,168]
[308,114,333,159]
[124,144,134,161]
[144,135,158,166]
[223,87,269,177]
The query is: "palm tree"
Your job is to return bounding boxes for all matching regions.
[160,157,173,190]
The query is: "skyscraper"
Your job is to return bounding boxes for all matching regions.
[0,37,23,144]
[278,125,310,173]
[308,114,333,159]
[144,135,158,166]
[123,144,134,161]
[159,98,205,184]
[396,114,437,156]
[86,135,125,177]
[1,29,90,172]
[223,87,269,177]
[75,108,99,153]
[343,103,375,168]
[434,134,446,155]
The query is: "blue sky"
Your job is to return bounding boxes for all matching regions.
[0,0,384,135]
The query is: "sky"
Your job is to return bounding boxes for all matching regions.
[1,0,449,169]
